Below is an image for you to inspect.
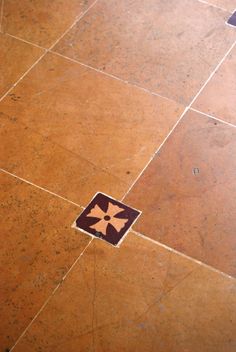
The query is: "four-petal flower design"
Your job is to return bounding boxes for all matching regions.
[87,202,128,236]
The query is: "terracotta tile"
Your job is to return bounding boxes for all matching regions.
[2,0,94,48]
[207,0,236,12]
[0,52,184,184]
[125,110,236,277]
[54,0,236,105]
[12,233,236,352]
[193,45,236,125]
[0,113,128,205]
[0,171,90,349]
[0,32,43,97]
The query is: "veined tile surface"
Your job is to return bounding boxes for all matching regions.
[0,33,43,97]
[54,0,236,104]
[0,171,90,349]
[193,45,236,125]
[2,0,94,47]
[12,234,236,352]
[0,113,128,204]
[125,110,236,277]
[0,52,183,187]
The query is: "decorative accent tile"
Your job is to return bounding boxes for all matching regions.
[73,193,141,246]
[227,10,236,26]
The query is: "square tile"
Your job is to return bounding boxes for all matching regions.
[0,171,90,349]
[12,234,236,352]
[193,45,236,125]
[125,110,236,277]
[54,0,236,104]
[0,52,183,185]
[0,113,128,205]
[0,33,43,97]
[227,10,236,26]
[74,193,141,246]
[2,0,94,48]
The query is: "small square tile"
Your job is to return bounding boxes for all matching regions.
[227,10,236,26]
[73,193,141,246]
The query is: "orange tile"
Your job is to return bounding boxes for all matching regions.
[193,45,236,125]
[12,234,236,352]
[0,171,90,349]
[2,0,94,48]
[207,0,236,12]
[54,0,236,104]
[0,33,43,97]
[0,113,128,205]
[125,110,236,277]
[0,52,184,184]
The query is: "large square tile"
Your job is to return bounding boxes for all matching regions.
[0,33,43,97]
[125,110,236,277]
[193,45,236,125]
[0,52,183,184]
[2,0,94,47]
[12,234,236,352]
[0,171,90,349]
[54,0,236,104]
[0,113,128,205]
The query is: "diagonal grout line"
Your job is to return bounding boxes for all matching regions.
[0,168,85,209]
[190,108,236,128]
[132,230,236,281]
[50,51,178,106]
[196,0,231,13]
[5,32,46,50]
[121,39,236,201]
[0,0,99,103]
[10,238,93,351]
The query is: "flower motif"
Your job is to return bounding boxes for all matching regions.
[87,202,128,236]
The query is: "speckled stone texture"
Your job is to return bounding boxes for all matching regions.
[0,172,90,349]
[125,110,236,277]
[12,234,236,352]
[54,0,236,104]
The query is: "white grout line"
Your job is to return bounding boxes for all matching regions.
[133,231,236,280]
[121,39,236,200]
[5,32,45,50]
[0,0,4,32]
[0,168,84,208]
[190,40,236,107]
[51,51,177,105]
[10,238,93,351]
[121,105,188,200]
[0,0,99,102]
[196,0,230,13]
[190,108,236,128]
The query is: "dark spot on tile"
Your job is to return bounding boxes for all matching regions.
[193,167,200,175]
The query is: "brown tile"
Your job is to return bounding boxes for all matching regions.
[74,192,141,246]
[0,171,90,350]
[12,233,236,352]
[2,0,94,48]
[0,113,128,205]
[54,0,236,105]
[0,32,43,97]
[125,110,236,277]
[193,45,236,125]
[0,52,183,184]
[207,0,236,12]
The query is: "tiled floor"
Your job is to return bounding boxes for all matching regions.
[0,0,236,351]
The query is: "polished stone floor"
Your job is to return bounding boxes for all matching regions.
[0,0,236,351]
